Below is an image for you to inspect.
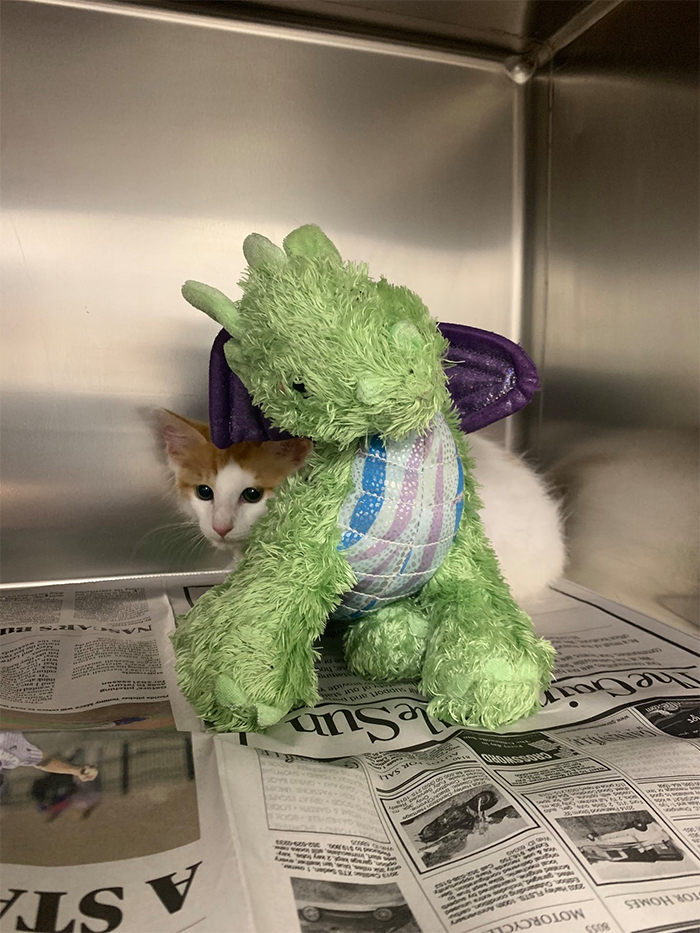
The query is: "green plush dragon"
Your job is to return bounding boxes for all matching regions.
[172,224,554,733]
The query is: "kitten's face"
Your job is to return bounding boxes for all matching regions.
[157,410,311,551]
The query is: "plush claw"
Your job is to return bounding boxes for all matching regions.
[213,674,289,732]
[255,703,289,730]
[425,679,541,730]
[214,673,251,709]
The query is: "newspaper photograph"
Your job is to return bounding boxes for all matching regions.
[0,731,245,933]
[0,583,178,731]
[388,775,532,871]
[290,877,421,933]
[0,731,199,865]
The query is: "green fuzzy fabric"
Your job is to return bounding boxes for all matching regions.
[172,441,356,732]
[419,411,555,727]
[186,227,450,450]
[173,225,555,733]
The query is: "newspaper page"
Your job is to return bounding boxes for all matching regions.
[0,730,246,933]
[214,701,700,933]
[165,579,699,757]
[0,582,179,731]
[2,577,697,932]
[179,577,698,933]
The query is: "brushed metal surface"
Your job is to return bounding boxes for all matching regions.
[530,0,700,626]
[1,0,519,583]
[139,0,595,56]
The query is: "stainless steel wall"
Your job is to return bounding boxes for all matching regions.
[1,0,520,583]
[529,1,699,627]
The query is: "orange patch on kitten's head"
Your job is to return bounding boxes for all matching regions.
[157,409,311,495]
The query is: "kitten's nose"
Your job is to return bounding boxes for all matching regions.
[213,523,233,539]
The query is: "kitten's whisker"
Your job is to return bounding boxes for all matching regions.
[180,537,198,558]
[193,536,212,557]
[131,515,205,566]
[131,522,197,555]
[134,521,194,542]
[179,535,209,568]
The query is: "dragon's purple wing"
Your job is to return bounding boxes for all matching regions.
[438,322,539,435]
[209,324,538,449]
[209,329,293,447]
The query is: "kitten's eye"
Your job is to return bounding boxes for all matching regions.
[292,382,308,397]
[195,485,214,501]
[241,487,264,503]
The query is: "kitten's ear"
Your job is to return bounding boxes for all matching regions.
[154,409,209,463]
[263,437,313,472]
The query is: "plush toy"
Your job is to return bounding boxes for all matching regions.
[172,225,555,733]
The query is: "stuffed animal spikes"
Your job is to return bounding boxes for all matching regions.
[172,224,555,733]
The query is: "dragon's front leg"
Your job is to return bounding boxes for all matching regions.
[172,445,356,732]
[416,418,555,729]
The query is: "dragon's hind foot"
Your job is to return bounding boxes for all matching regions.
[422,636,555,729]
[344,600,433,682]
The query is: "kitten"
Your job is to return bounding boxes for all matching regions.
[156,409,311,565]
[156,410,564,599]
[468,433,566,603]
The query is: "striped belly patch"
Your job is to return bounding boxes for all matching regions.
[332,413,464,620]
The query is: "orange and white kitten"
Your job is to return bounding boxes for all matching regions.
[156,409,311,565]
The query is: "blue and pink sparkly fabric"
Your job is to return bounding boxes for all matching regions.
[331,413,464,620]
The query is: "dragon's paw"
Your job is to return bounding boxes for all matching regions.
[422,640,553,730]
[211,674,290,731]
[175,629,319,733]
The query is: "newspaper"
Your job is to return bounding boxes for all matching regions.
[0,729,246,932]
[1,576,698,933]
[0,582,179,731]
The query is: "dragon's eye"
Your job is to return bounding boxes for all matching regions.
[195,485,214,501]
[241,487,264,503]
[292,382,308,397]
